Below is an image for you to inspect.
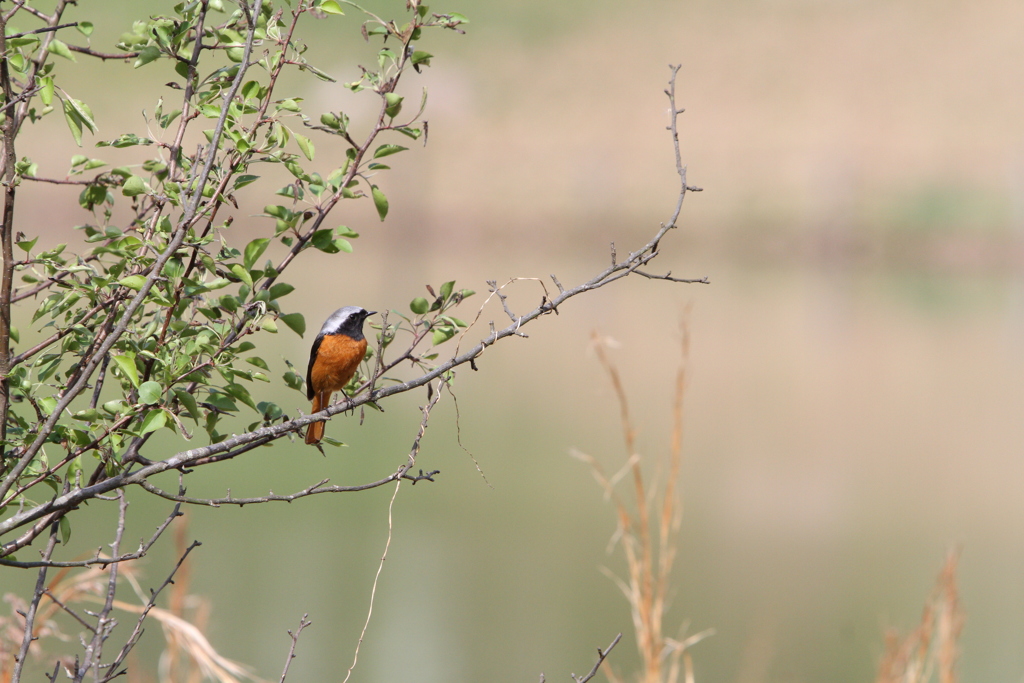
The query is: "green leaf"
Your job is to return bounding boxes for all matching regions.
[279,312,305,337]
[76,21,94,37]
[224,383,256,411]
[294,133,314,161]
[66,98,97,133]
[321,0,345,14]
[140,408,168,434]
[440,280,455,300]
[246,356,270,370]
[121,175,148,197]
[103,400,128,415]
[234,174,259,190]
[138,381,163,405]
[269,283,294,299]
[39,76,54,106]
[410,297,429,315]
[62,100,83,146]
[432,326,456,345]
[395,126,422,140]
[243,238,271,270]
[49,39,76,61]
[59,516,71,544]
[384,93,403,118]
[37,396,57,415]
[230,263,253,288]
[373,144,408,159]
[174,389,201,421]
[112,354,140,388]
[411,51,433,67]
[118,275,147,291]
[17,236,38,252]
[205,393,237,412]
[241,80,261,100]
[371,185,388,221]
[134,45,161,68]
[310,228,343,253]
[73,408,101,422]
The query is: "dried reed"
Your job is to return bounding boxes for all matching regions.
[0,516,259,683]
[875,553,963,683]
[574,325,711,683]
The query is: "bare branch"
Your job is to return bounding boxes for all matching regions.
[634,270,710,285]
[66,45,140,61]
[42,588,98,634]
[572,633,623,683]
[98,540,202,683]
[11,515,60,682]
[0,502,182,569]
[75,490,129,682]
[278,614,312,683]
[7,22,78,39]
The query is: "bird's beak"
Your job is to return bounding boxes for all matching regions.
[366,310,377,317]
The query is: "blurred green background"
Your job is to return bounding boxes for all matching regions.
[8,0,1024,681]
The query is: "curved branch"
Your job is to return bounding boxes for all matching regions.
[0,65,701,540]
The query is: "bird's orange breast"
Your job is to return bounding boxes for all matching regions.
[310,334,367,394]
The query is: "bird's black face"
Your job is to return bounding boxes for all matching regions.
[346,309,373,338]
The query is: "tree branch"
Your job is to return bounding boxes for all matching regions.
[278,614,312,683]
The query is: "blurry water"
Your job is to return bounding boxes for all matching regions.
[15,254,1024,683]
[6,1,1024,680]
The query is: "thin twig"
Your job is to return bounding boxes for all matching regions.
[0,502,182,568]
[278,614,312,683]
[7,22,77,39]
[98,540,203,683]
[573,633,623,683]
[342,387,442,683]
[11,515,60,682]
[75,490,129,682]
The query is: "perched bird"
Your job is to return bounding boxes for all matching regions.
[305,306,375,445]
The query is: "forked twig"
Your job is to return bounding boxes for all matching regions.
[279,614,312,683]
[573,633,623,683]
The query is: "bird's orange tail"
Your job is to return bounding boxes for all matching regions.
[306,392,328,444]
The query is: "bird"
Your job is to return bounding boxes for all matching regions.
[305,306,375,445]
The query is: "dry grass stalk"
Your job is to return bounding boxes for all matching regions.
[575,324,711,683]
[0,516,259,683]
[875,553,963,683]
